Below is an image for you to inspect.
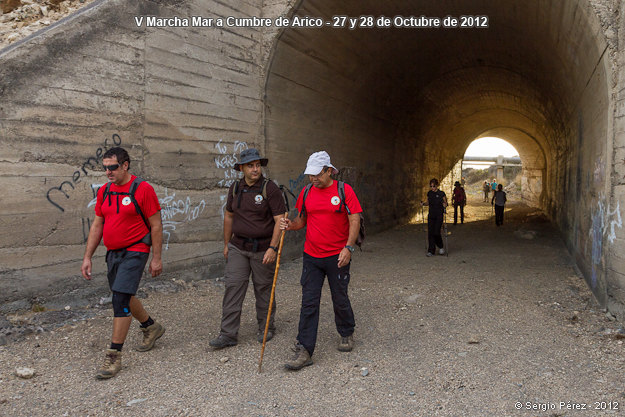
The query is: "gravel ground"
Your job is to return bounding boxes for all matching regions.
[1,197,625,416]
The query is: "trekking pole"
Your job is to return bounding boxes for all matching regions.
[443,209,449,257]
[258,212,288,373]
[421,204,428,254]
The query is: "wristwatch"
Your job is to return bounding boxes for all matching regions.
[344,245,355,253]
[269,246,278,252]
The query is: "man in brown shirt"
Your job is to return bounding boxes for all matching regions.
[209,148,287,349]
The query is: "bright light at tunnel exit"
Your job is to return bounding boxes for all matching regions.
[463,137,519,169]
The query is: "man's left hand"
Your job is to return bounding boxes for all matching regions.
[149,258,163,277]
[338,248,352,268]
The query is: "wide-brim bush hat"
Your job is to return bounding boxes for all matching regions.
[234,148,268,171]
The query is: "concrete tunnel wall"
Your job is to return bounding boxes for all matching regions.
[1,0,625,318]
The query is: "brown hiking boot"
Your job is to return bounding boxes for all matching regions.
[95,349,121,379]
[137,322,165,352]
[337,334,354,352]
[284,344,313,371]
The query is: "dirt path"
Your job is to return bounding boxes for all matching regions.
[1,200,625,416]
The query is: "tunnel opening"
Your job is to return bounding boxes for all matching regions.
[461,136,541,207]
[263,0,613,303]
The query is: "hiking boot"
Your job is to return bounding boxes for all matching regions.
[284,344,313,371]
[95,349,121,379]
[337,335,354,352]
[439,248,445,255]
[209,334,237,349]
[137,322,165,352]
[257,329,274,343]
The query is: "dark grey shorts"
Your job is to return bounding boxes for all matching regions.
[106,250,150,295]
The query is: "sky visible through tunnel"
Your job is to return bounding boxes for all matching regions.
[463,137,519,169]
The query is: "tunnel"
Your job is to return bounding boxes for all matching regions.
[0,0,623,317]
[264,0,612,302]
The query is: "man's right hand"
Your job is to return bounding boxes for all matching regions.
[279,218,291,230]
[223,245,229,260]
[81,258,92,280]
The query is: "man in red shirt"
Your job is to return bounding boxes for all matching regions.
[81,147,164,379]
[280,151,362,370]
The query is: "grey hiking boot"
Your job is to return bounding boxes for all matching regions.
[95,349,121,379]
[337,334,354,352]
[137,322,165,352]
[257,329,274,343]
[284,344,313,371]
[209,334,237,349]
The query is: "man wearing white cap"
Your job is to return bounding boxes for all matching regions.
[280,151,363,370]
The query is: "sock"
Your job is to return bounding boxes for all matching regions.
[110,342,123,351]
[140,317,155,328]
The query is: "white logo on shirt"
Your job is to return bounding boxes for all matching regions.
[331,196,340,206]
[255,195,263,204]
[122,196,132,206]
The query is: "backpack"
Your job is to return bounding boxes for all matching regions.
[453,187,466,204]
[232,178,270,209]
[301,181,366,249]
[102,177,151,247]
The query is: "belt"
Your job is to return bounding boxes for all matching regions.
[232,235,271,252]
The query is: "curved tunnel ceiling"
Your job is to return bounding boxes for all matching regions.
[265,0,609,225]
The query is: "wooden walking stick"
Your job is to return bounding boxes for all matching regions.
[258,212,288,373]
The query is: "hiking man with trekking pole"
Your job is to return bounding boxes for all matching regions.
[81,147,165,379]
[209,148,287,350]
[279,151,363,371]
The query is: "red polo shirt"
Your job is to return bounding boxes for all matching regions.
[296,181,362,258]
[95,175,161,252]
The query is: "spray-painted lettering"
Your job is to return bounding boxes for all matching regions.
[46,134,122,212]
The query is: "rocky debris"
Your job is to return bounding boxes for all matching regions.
[514,229,537,240]
[0,0,95,49]
[220,356,230,363]
[15,367,35,379]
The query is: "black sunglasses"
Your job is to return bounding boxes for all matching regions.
[103,163,120,171]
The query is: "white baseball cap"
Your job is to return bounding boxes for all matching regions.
[304,151,339,175]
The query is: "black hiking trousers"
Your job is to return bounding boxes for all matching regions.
[428,213,444,254]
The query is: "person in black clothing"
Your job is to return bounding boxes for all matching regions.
[491,183,507,226]
[421,178,448,256]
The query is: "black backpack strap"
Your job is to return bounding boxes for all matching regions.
[300,183,313,217]
[128,177,150,231]
[103,182,113,208]
[232,179,244,209]
[336,181,351,214]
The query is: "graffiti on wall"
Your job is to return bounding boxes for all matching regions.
[159,189,206,250]
[46,134,122,212]
[589,196,623,288]
[214,140,247,220]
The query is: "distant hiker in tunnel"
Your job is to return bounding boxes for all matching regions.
[452,181,467,225]
[491,183,507,226]
[421,178,448,256]
[209,148,286,350]
[81,147,165,379]
[279,151,363,371]
[482,180,490,202]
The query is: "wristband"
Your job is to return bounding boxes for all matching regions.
[269,246,278,252]
[344,245,355,253]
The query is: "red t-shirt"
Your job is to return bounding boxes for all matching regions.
[95,175,161,252]
[295,181,362,258]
